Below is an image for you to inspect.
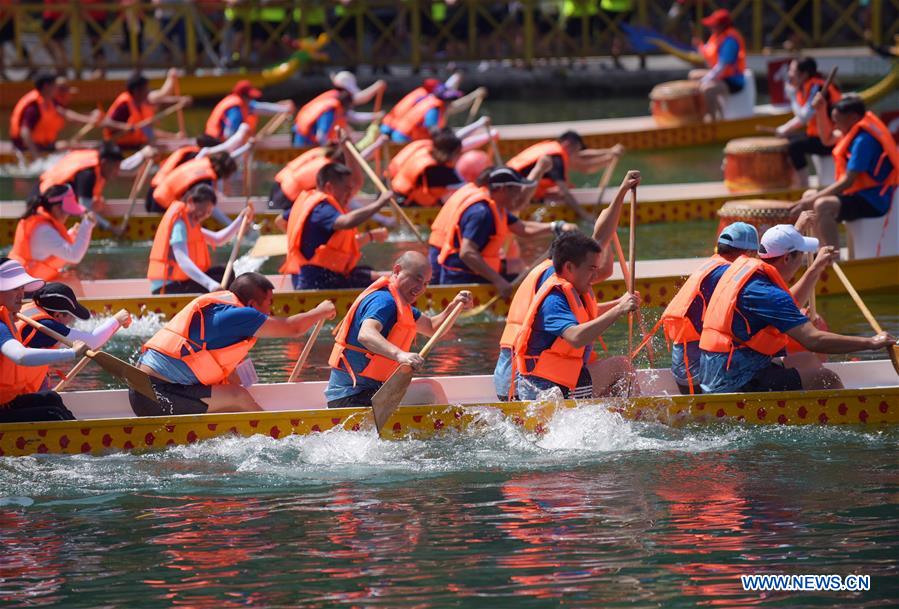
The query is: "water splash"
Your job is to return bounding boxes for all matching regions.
[74,312,166,337]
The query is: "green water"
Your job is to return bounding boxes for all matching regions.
[2,94,899,609]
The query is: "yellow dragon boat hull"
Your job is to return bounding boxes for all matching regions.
[0,362,895,457]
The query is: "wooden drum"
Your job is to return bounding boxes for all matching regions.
[723,137,797,192]
[649,80,704,127]
[717,199,796,237]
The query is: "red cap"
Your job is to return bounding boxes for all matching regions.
[233,79,262,98]
[701,8,732,28]
[422,78,441,93]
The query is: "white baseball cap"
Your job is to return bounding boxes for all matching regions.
[0,258,45,293]
[330,71,360,95]
[759,224,819,259]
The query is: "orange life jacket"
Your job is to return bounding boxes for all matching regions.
[388,140,432,177]
[499,259,555,349]
[152,157,218,210]
[151,145,200,188]
[662,254,731,345]
[382,87,430,132]
[142,291,257,385]
[796,76,841,138]
[279,190,361,276]
[327,276,418,384]
[13,306,58,396]
[10,89,66,147]
[833,112,899,197]
[9,209,76,281]
[507,140,569,199]
[39,149,104,201]
[104,91,154,147]
[700,27,746,80]
[294,92,346,144]
[0,306,37,405]
[513,275,599,390]
[204,94,258,139]
[699,256,799,362]
[387,94,445,142]
[428,183,482,249]
[274,148,331,203]
[389,144,449,207]
[146,200,212,283]
[436,187,509,273]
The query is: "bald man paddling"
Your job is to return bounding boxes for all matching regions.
[326,252,473,409]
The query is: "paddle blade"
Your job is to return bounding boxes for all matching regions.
[371,365,413,433]
[249,234,288,258]
[91,351,158,403]
[890,345,899,377]
[461,295,498,319]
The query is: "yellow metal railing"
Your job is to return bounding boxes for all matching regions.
[0,1,891,74]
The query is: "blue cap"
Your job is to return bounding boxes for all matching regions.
[717,221,759,251]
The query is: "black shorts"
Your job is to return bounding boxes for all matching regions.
[787,136,834,170]
[738,361,802,393]
[0,391,75,423]
[836,194,890,222]
[42,17,69,42]
[724,77,745,94]
[129,378,212,416]
[0,18,14,44]
[268,182,293,210]
[327,387,378,409]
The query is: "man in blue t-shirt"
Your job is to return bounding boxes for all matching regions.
[515,232,639,401]
[131,272,336,417]
[699,225,895,394]
[792,95,898,248]
[325,251,472,408]
[438,167,578,296]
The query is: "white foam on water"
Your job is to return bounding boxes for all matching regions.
[233,254,267,276]
[74,312,166,337]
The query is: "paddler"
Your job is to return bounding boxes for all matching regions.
[492,170,641,400]
[0,258,86,422]
[379,77,465,144]
[432,166,579,295]
[775,57,842,187]
[16,282,132,389]
[791,95,899,248]
[147,123,252,211]
[9,185,95,282]
[506,131,624,222]
[325,251,473,408]
[278,158,394,290]
[10,72,103,157]
[659,222,759,395]
[205,79,294,140]
[387,127,465,207]
[268,144,343,211]
[130,272,336,416]
[103,70,189,148]
[37,141,154,231]
[689,8,746,121]
[292,88,383,147]
[698,224,896,393]
[512,232,640,400]
[147,184,253,295]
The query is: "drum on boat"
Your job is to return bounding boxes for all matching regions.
[717,199,796,236]
[649,80,704,127]
[723,136,797,192]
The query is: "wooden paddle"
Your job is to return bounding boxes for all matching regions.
[484,117,503,165]
[594,153,620,206]
[53,308,130,392]
[371,301,464,434]
[831,262,899,374]
[612,232,654,366]
[373,87,385,176]
[461,246,552,318]
[257,110,290,138]
[116,158,154,236]
[627,187,637,357]
[342,137,426,243]
[135,98,191,130]
[248,234,287,258]
[221,206,253,288]
[69,120,97,145]
[288,318,325,382]
[173,73,186,137]
[17,313,157,402]
[467,89,485,123]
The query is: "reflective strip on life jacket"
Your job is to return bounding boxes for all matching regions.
[9,208,76,281]
[833,112,899,197]
[279,190,361,276]
[513,275,599,390]
[147,200,212,283]
[152,157,218,210]
[327,276,418,384]
[10,90,66,147]
[142,291,257,385]
[507,140,570,199]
